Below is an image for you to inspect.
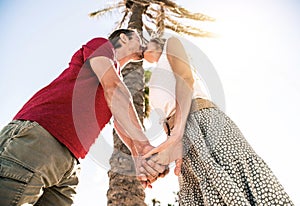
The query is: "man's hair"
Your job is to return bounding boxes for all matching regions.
[108,29,136,49]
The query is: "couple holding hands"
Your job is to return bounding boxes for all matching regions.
[0,29,293,205]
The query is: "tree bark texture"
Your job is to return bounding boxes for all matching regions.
[107,61,146,206]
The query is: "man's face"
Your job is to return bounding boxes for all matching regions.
[126,32,143,59]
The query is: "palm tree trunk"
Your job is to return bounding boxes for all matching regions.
[107,1,148,204]
[127,2,145,31]
[107,61,146,206]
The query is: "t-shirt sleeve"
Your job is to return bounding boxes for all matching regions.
[83,38,115,62]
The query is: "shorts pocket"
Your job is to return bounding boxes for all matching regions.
[0,157,34,182]
[0,157,34,205]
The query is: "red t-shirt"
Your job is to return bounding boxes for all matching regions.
[14,38,117,159]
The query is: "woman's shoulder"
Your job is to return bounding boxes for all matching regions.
[166,36,181,45]
[166,36,184,52]
[166,36,186,61]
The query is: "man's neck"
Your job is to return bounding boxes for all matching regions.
[117,53,142,68]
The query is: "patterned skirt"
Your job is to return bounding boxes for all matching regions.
[178,107,294,206]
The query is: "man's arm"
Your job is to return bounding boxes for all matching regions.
[114,120,153,157]
[90,56,167,185]
[89,56,150,154]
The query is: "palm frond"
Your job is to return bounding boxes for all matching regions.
[89,1,124,18]
[149,0,214,22]
[168,7,215,21]
[150,0,176,8]
[144,9,155,19]
[143,24,155,38]
[144,14,155,28]
[165,23,215,37]
[116,8,130,29]
[156,3,165,36]
[162,13,215,37]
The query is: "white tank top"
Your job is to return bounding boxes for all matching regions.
[148,38,210,123]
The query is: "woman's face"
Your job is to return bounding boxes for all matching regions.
[143,41,162,63]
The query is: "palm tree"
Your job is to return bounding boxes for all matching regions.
[90,1,214,205]
[90,0,214,37]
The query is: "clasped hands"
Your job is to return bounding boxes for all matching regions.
[135,137,183,188]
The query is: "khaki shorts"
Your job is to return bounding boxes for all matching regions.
[0,120,80,206]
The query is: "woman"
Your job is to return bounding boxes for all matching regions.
[142,37,294,205]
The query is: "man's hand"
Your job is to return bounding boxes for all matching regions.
[135,145,170,188]
[143,136,183,176]
[139,163,170,188]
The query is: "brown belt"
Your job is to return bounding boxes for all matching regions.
[163,98,216,135]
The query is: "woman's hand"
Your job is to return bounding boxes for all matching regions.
[135,144,169,188]
[142,134,183,176]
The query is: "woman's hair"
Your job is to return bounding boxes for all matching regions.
[149,37,166,51]
[108,29,136,49]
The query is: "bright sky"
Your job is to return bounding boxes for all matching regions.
[0,0,299,205]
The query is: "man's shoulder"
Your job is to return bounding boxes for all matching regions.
[85,37,110,47]
[81,37,115,62]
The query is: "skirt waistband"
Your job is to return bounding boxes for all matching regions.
[163,98,216,135]
[190,98,216,114]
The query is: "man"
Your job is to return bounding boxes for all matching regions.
[0,29,164,205]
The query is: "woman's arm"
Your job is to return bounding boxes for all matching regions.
[167,36,194,139]
[143,37,194,175]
